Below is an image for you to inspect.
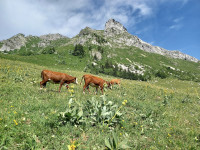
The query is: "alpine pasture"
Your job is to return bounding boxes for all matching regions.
[0,58,200,149]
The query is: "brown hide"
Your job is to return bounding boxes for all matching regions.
[110,79,120,86]
[40,70,77,92]
[80,74,110,94]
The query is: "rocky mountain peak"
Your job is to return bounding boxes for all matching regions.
[0,33,26,51]
[78,27,94,36]
[104,19,127,36]
[39,33,67,41]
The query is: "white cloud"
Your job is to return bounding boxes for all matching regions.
[169,17,184,30]
[173,17,184,23]
[169,24,182,30]
[0,0,188,40]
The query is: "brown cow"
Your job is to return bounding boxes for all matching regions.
[80,74,110,94]
[110,79,121,88]
[40,70,78,92]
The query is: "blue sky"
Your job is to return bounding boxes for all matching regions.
[0,0,199,59]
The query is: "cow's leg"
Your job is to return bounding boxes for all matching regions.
[83,84,87,94]
[59,81,64,92]
[40,80,48,89]
[83,84,89,94]
[65,84,69,89]
[87,85,91,94]
[95,86,98,95]
[100,85,104,95]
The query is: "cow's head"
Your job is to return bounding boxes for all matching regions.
[105,81,111,89]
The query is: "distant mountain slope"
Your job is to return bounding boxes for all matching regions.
[73,19,198,63]
[0,19,198,63]
[0,33,69,52]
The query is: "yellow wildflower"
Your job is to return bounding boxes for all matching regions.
[68,140,76,150]
[68,89,74,93]
[14,120,18,125]
[122,100,128,105]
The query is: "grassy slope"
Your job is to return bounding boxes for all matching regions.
[0,58,200,149]
[104,46,200,73]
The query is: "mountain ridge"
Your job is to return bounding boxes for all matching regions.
[0,19,198,62]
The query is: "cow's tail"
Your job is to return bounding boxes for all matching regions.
[80,75,84,85]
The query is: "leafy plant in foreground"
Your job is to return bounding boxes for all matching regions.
[58,95,124,127]
[105,132,131,150]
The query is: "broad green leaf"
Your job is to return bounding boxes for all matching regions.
[105,138,112,149]
[112,132,118,148]
[78,109,83,117]
[118,140,131,149]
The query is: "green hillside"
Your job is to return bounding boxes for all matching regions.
[0,21,200,149]
[1,39,200,82]
[0,56,200,149]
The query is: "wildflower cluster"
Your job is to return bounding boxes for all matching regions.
[68,85,75,96]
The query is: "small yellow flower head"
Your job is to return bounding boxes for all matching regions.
[168,133,171,137]
[14,120,18,125]
[68,89,74,93]
[71,85,74,89]
[68,140,76,150]
[13,111,17,114]
[122,100,128,105]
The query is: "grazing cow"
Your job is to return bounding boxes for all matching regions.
[80,74,110,94]
[110,79,121,88]
[40,70,78,92]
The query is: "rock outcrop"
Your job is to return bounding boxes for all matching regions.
[0,33,26,51]
[0,33,68,51]
[104,19,128,36]
[39,33,67,41]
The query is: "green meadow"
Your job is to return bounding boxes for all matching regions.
[0,57,200,149]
